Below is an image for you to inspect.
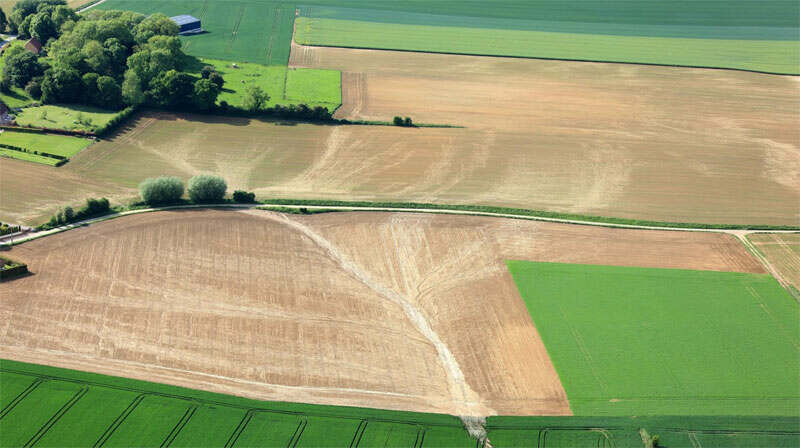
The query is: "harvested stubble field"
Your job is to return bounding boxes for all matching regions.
[4,43,797,226]
[0,209,765,416]
[749,233,800,293]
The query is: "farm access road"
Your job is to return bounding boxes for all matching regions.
[4,202,796,292]
[5,202,799,248]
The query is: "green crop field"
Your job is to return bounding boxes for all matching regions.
[96,0,295,65]
[0,359,476,448]
[295,14,800,74]
[0,130,92,165]
[507,261,800,416]
[14,105,121,133]
[488,416,800,448]
[191,58,341,110]
[2,360,797,447]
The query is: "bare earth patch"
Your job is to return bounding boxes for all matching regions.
[748,233,800,292]
[0,210,763,415]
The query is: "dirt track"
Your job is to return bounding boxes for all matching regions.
[0,210,764,415]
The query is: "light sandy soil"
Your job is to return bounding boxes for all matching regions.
[0,210,764,415]
[748,233,800,293]
[292,44,800,225]
[3,49,798,226]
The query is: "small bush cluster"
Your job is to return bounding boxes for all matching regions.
[0,222,21,236]
[42,197,111,229]
[232,190,256,203]
[0,257,28,281]
[138,176,184,205]
[393,116,414,127]
[187,175,227,203]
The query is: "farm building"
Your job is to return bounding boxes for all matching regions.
[170,15,202,34]
[24,38,42,55]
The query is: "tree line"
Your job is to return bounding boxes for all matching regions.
[2,0,222,111]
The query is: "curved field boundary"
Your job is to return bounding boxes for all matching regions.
[4,201,799,248]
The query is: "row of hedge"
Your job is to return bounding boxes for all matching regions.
[95,106,137,137]
[0,142,67,160]
[38,197,113,230]
[0,258,28,281]
[0,223,21,236]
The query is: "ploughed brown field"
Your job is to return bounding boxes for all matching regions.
[2,47,798,226]
[0,209,764,415]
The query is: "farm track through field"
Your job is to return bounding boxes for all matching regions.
[0,208,769,416]
[225,5,245,58]
[256,211,490,417]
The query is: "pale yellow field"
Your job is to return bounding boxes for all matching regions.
[2,48,798,227]
[749,233,800,293]
[0,210,764,415]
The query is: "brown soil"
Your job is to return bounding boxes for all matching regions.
[748,233,800,292]
[0,210,763,415]
[3,47,799,227]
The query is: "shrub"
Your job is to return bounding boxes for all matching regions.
[232,190,255,203]
[187,174,226,203]
[139,176,184,205]
[63,205,74,222]
[404,117,413,127]
[393,116,403,126]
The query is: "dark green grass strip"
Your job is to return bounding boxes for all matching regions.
[259,199,800,230]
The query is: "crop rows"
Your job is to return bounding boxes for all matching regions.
[0,369,478,448]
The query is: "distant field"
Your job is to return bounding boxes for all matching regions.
[507,261,800,416]
[194,59,341,110]
[14,105,120,133]
[749,233,800,295]
[97,0,295,65]
[0,130,91,165]
[295,16,800,74]
[0,359,474,448]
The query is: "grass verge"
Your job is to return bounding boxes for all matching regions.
[14,105,121,133]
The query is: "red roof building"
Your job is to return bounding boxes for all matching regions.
[24,38,42,55]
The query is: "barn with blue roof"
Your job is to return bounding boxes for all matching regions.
[170,15,202,34]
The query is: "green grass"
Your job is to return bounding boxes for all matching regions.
[487,416,800,448]
[296,17,800,75]
[0,359,471,448]
[506,261,800,416]
[285,68,342,107]
[14,105,121,133]
[0,42,35,108]
[190,58,341,111]
[2,359,798,447]
[97,0,295,65]
[0,148,60,165]
[0,130,91,157]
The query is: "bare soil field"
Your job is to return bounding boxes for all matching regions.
[2,48,798,226]
[0,209,763,415]
[749,233,800,292]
